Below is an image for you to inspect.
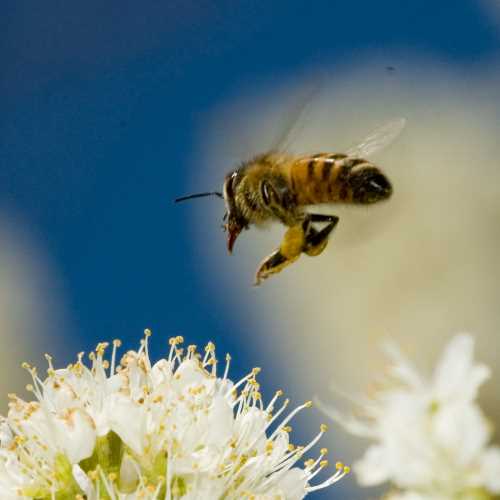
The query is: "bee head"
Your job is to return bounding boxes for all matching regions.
[351,168,393,204]
[223,171,248,253]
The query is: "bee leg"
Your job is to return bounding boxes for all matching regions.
[304,214,339,257]
[254,224,306,286]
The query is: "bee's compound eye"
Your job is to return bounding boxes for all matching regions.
[261,180,271,205]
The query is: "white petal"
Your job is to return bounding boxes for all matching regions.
[314,397,375,438]
[181,476,226,499]
[53,408,97,463]
[275,467,307,500]
[432,334,490,403]
[432,403,489,465]
[173,359,207,391]
[205,394,234,447]
[0,423,13,446]
[0,451,27,491]
[43,377,78,412]
[354,445,391,486]
[107,394,146,455]
[150,359,173,385]
[479,446,500,493]
[72,464,93,496]
[383,341,424,390]
[234,407,268,453]
[119,454,140,492]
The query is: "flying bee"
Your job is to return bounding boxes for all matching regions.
[176,115,405,285]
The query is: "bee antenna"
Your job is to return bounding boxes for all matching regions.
[174,191,223,203]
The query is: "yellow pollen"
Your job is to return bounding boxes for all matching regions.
[320,447,328,455]
[344,465,351,474]
[113,339,122,347]
[276,389,284,397]
[95,342,109,356]
[144,328,152,337]
[320,423,328,432]
[15,436,26,445]
[305,400,313,408]
[335,461,344,470]
[320,460,328,468]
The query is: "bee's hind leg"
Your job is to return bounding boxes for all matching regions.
[254,223,306,286]
[254,214,339,285]
[303,214,339,257]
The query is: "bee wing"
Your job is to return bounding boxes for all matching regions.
[345,118,406,159]
[271,84,323,154]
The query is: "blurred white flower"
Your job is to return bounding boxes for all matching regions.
[0,331,348,499]
[317,334,500,499]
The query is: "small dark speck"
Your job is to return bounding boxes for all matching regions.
[385,66,396,72]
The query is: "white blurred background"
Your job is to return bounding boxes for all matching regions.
[0,212,66,411]
[192,56,500,495]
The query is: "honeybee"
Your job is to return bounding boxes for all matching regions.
[176,115,405,285]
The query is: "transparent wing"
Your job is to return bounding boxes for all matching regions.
[270,83,324,154]
[345,117,406,159]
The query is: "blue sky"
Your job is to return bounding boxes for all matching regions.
[1,1,499,497]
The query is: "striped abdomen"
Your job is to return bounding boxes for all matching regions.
[286,153,393,206]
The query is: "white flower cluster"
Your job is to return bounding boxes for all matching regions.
[319,334,500,500]
[0,331,348,499]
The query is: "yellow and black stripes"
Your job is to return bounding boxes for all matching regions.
[285,153,391,205]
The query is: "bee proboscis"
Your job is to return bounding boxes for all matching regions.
[176,116,405,285]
